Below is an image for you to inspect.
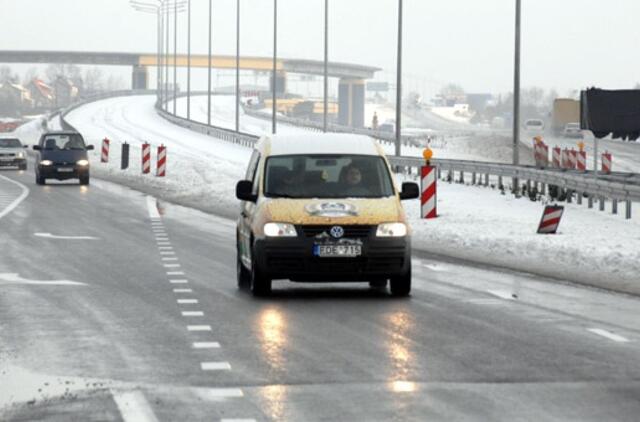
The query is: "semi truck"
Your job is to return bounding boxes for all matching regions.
[552,98,580,136]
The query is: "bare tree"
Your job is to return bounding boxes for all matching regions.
[84,67,104,93]
[0,66,18,84]
[22,67,39,85]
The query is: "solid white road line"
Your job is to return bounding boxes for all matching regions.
[587,328,630,343]
[182,311,204,317]
[195,388,244,399]
[193,342,220,349]
[34,233,99,240]
[0,174,29,221]
[173,288,193,293]
[164,264,181,268]
[188,325,212,331]
[487,290,516,300]
[0,273,86,286]
[177,299,198,304]
[170,279,188,284]
[201,362,231,371]
[111,390,159,422]
[146,196,161,220]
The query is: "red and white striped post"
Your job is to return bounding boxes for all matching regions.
[552,146,561,168]
[142,142,151,174]
[420,148,437,219]
[540,143,549,168]
[537,205,564,234]
[568,149,577,169]
[602,151,612,174]
[561,148,569,169]
[156,145,166,177]
[101,138,110,163]
[577,150,587,171]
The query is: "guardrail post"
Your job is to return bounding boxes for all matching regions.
[498,175,503,188]
[472,172,476,185]
[484,173,489,186]
[448,169,453,183]
[577,192,582,205]
[566,190,572,204]
[626,200,632,219]
[612,199,618,215]
[540,183,546,196]
[599,197,605,211]
[588,196,593,208]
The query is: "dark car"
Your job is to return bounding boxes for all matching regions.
[33,131,94,185]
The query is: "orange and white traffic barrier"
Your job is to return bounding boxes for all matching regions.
[577,150,587,171]
[552,146,561,168]
[602,151,612,174]
[156,145,166,177]
[421,165,437,219]
[142,142,151,174]
[537,205,564,234]
[101,138,110,163]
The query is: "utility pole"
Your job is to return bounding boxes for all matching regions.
[395,0,403,156]
[323,0,328,132]
[235,0,240,132]
[512,0,522,192]
[173,0,177,115]
[272,0,278,134]
[207,0,212,125]
[187,0,191,120]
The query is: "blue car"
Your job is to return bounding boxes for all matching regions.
[33,131,94,185]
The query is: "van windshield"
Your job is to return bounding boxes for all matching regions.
[264,154,395,199]
[41,134,86,150]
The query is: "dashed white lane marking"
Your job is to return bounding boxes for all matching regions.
[162,257,178,261]
[201,362,232,371]
[160,251,175,255]
[0,174,29,220]
[487,290,516,300]
[34,233,99,240]
[164,264,181,268]
[170,279,189,284]
[167,271,184,276]
[157,242,171,246]
[193,342,220,349]
[195,389,244,399]
[146,196,161,219]
[158,246,173,250]
[174,288,193,293]
[156,238,169,242]
[177,299,198,304]
[111,389,159,422]
[188,325,212,331]
[182,311,204,317]
[587,328,630,343]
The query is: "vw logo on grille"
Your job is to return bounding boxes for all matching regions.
[330,226,345,239]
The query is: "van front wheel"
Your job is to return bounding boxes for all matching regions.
[250,248,271,297]
[390,267,411,297]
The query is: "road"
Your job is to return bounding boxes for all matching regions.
[1,167,639,421]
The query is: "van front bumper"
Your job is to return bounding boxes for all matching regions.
[254,235,411,282]
[38,165,89,180]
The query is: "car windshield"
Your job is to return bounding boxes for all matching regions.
[527,120,543,126]
[0,139,21,148]
[264,154,395,199]
[41,134,86,150]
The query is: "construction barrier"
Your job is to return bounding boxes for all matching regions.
[577,150,587,171]
[157,145,167,177]
[421,165,437,219]
[552,146,561,168]
[533,140,549,168]
[537,205,564,234]
[568,149,577,169]
[561,149,569,169]
[602,151,612,174]
[142,142,151,174]
[101,138,110,163]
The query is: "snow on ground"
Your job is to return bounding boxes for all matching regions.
[60,95,640,294]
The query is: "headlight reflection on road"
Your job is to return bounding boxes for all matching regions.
[257,307,289,420]
[385,310,418,393]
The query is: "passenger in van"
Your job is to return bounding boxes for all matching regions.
[341,164,371,196]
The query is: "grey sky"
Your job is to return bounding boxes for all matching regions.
[2,0,639,97]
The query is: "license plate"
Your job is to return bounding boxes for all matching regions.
[57,168,73,173]
[313,244,362,258]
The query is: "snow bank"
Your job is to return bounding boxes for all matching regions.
[65,95,640,295]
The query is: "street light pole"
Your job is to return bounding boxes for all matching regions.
[187,0,191,120]
[165,4,169,110]
[512,0,522,192]
[272,0,278,134]
[395,0,403,156]
[323,0,328,132]
[173,0,178,115]
[207,0,212,126]
[235,0,240,132]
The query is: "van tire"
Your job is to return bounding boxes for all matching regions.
[237,245,251,289]
[35,174,45,185]
[250,248,271,297]
[390,267,411,297]
[79,175,90,185]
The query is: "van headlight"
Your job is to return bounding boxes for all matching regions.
[40,160,53,166]
[76,159,90,166]
[17,152,25,158]
[264,222,297,237]
[376,223,407,237]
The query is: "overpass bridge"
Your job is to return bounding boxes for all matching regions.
[0,50,380,127]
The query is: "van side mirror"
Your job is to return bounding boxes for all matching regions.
[236,180,257,202]
[399,182,420,200]
[23,145,28,149]
[86,145,95,151]
[32,145,41,151]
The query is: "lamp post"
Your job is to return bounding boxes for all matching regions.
[512,0,522,192]
[323,0,328,132]
[395,0,403,157]
[207,0,212,125]
[272,0,278,134]
[187,0,191,120]
[235,0,240,132]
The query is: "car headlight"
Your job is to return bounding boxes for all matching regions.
[40,160,53,166]
[264,222,297,237]
[376,222,407,237]
[17,152,25,158]
[76,159,89,166]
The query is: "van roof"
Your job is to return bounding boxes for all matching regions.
[260,133,382,157]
